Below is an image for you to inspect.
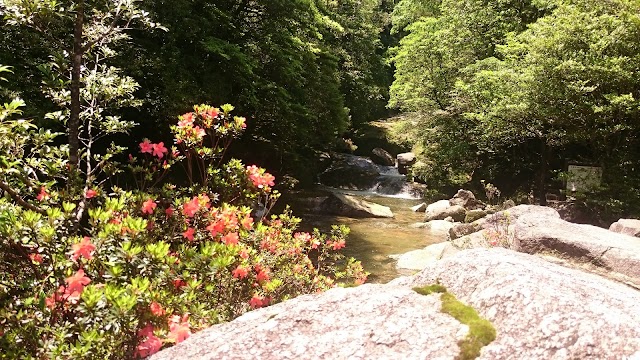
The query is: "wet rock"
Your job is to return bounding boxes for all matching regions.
[319,193,393,218]
[410,202,427,212]
[371,148,395,166]
[609,219,640,238]
[318,153,380,190]
[392,248,640,360]
[149,285,467,360]
[394,242,459,271]
[396,152,416,175]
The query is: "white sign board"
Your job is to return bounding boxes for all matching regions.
[566,165,602,193]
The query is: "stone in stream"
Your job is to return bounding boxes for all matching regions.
[393,242,459,271]
[449,189,483,210]
[410,202,427,212]
[396,152,416,175]
[317,153,380,190]
[371,147,395,166]
[319,193,393,218]
[424,202,465,222]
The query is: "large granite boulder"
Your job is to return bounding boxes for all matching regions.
[319,193,393,218]
[318,153,380,190]
[392,248,640,359]
[514,214,640,288]
[424,201,465,222]
[149,284,468,360]
[609,219,640,238]
[393,242,459,271]
[396,152,416,175]
[371,148,395,166]
[449,189,483,210]
[151,248,640,360]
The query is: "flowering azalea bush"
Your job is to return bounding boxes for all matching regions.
[0,103,367,359]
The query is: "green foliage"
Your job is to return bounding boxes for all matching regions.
[389,0,640,215]
[0,103,368,359]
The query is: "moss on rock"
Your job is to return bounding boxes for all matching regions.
[413,285,496,360]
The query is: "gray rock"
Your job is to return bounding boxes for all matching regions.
[448,222,482,240]
[411,202,427,212]
[425,204,465,222]
[501,199,516,209]
[371,148,395,166]
[318,153,380,190]
[392,248,640,360]
[449,189,483,210]
[609,219,640,237]
[396,152,416,175]
[464,209,487,223]
[450,231,488,249]
[394,242,459,271]
[514,214,640,287]
[149,285,467,360]
[320,193,393,218]
[424,220,456,235]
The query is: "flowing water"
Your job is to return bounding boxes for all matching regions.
[283,157,444,284]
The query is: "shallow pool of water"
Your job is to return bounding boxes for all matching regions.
[283,188,444,284]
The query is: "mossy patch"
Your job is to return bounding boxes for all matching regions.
[413,285,496,360]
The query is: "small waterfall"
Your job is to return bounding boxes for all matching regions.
[318,153,425,199]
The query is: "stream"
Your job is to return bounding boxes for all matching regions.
[283,154,444,284]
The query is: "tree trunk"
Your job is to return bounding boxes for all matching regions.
[69,0,84,170]
[537,140,548,206]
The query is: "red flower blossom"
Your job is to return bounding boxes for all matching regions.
[182,227,195,242]
[241,216,254,230]
[256,268,270,283]
[72,236,96,261]
[64,269,91,302]
[294,232,312,242]
[182,197,200,218]
[150,301,165,316]
[28,253,43,264]
[173,278,186,289]
[222,232,239,246]
[36,186,49,201]
[45,286,65,310]
[152,142,168,159]
[85,189,97,199]
[232,266,249,279]
[205,107,219,119]
[331,239,346,250]
[136,324,163,358]
[239,249,249,259]
[142,199,157,214]
[167,315,191,344]
[249,295,270,309]
[246,165,276,189]
[206,219,225,237]
[193,126,206,140]
[139,139,153,154]
[165,207,175,217]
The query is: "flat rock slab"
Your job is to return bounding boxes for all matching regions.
[392,248,640,360]
[514,215,640,287]
[320,193,393,218]
[393,242,459,271]
[149,285,467,360]
[609,219,640,237]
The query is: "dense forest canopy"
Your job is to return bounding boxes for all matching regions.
[389,0,640,215]
[0,0,394,181]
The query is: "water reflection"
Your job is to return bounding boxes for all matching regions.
[283,188,444,284]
